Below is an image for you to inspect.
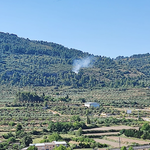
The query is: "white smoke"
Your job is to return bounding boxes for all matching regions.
[72,56,94,74]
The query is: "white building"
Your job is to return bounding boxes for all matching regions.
[53,141,67,147]
[22,141,67,150]
[84,102,100,108]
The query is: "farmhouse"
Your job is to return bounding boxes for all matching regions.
[84,102,100,108]
[22,141,67,150]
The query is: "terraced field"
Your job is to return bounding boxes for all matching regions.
[82,125,139,131]
[83,125,146,148]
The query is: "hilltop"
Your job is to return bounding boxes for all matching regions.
[0,31,150,89]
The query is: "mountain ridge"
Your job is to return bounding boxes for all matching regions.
[0,31,150,89]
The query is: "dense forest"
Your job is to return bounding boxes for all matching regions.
[0,31,150,89]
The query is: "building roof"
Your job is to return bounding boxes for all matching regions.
[21,147,28,150]
[85,102,99,105]
[45,142,56,145]
[30,143,45,146]
[30,143,56,147]
[23,141,67,150]
[53,141,67,145]
[29,141,66,147]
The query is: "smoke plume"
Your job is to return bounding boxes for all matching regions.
[72,56,94,74]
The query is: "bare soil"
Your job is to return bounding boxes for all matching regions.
[83,132,119,136]
[69,141,79,144]
[83,125,139,131]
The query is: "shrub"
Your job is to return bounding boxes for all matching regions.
[8,121,16,126]
[2,132,14,139]
[7,137,16,143]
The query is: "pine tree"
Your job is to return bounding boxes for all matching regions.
[87,116,90,124]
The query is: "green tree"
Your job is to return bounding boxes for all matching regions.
[2,132,14,139]
[141,123,150,131]
[128,146,134,150]
[12,144,19,150]
[141,132,150,139]
[70,115,80,122]
[9,121,16,126]
[27,146,38,150]
[86,109,89,115]
[53,145,67,150]
[76,127,82,136]
[44,101,48,107]
[21,135,33,147]
[7,137,16,143]
[86,116,90,124]
[120,146,126,150]
[78,98,86,103]
[16,124,22,132]
[48,133,62,142]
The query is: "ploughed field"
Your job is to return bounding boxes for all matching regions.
[83,125,150,148]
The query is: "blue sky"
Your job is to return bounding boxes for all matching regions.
[0,0,150,58]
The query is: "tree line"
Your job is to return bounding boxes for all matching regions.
[120,123,150,140]
[15,91,71,103]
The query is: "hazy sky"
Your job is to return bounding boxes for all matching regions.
[1,0,150,58]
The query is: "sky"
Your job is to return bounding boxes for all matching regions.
[0,0,150,58]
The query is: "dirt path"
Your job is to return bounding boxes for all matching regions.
[48,109,72,117]
[48,110,62,115]
[83,132,119,136]
[83,125,139,131]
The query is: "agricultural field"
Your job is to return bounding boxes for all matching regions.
[1,85,150,106]
[94,138,127,148]
[107,136,150,146]
[2,28,150,150]
[1,87,150,149]
[82,125,150,148]
[94,136,150,148]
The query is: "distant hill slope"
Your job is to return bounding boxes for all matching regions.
[0,31,150,89]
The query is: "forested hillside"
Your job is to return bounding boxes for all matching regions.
[0,31,150,89]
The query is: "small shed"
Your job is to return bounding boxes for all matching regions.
[84,102,100,108]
